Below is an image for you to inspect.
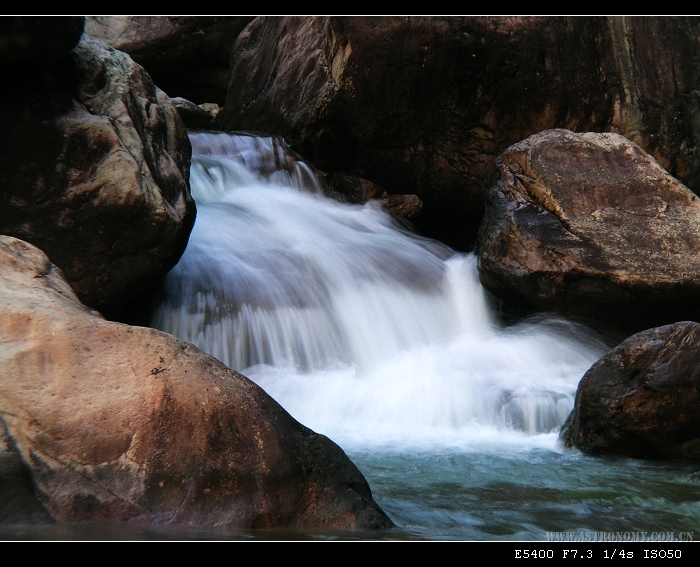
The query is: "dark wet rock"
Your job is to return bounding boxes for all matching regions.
[0,235,393,530]
[318,172,384,204]
[317,171,422,227]
[170,97,218,130]
[561,322,700,463]
[219,16,700,250]
[476,129,700,335]
[0,36,195,316]
[86,16,254,104]
[366,194,424,232]
[374,194,423,220]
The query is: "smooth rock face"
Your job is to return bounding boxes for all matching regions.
[219,16,700,250]
[0,36,195,316]
[0,236,392,530]
[86,16,254,104]
[561,322,700,463]
[476,129,700,335]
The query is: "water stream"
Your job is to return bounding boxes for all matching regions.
[149,132,700,540]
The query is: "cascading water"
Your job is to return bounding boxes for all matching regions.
[153,132,605,450]
[149,132,700,540]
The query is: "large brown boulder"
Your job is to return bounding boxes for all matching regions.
[0,236,392,530]
[476,129,700,335]
[218,16,700,250]
[0,35,195,316]
[86,16,254,104]
[561,322,700,463]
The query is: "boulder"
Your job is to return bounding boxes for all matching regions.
[476,129,700,335]
[86,16,254,104]
[170,97,218,130]
[0,35,195,316]
[218,16,700,250]
[0,236,392,530]
[318,172,384,204]
[561,322,700,463]
[317,171,422,224]
[373,194,423,220]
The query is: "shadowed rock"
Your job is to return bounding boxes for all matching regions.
[318,172,384,204]
[0,35,195,316]
[0,236,393,530]
[0,420,54,525]
[0,16,84,68]
[561,322,700,463]
[218,16,700,250]
[86,16,254,104]
[476,129,700,335]
[170,97,218,130]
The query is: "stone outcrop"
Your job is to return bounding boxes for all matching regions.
[374,194,423,221]
[317,172,422,227]
[218,16,700,250]
[561,322,700,463]
[318,172,385,204]
[476,129,700,335]
[170,97,219,130]
[86,16,254,104]
[0,33,195,316]
[0,236,393,530]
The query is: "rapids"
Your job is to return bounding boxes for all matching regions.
[152,132,607,451]
[148,132,700,540]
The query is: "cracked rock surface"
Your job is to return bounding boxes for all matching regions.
[476,129,700,335]
[0,236,393,530]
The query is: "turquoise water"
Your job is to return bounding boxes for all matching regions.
[351,449,700,540]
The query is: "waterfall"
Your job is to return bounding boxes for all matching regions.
[152,132,607,451]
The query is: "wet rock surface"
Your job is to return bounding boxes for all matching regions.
[561,322,700,463]
[0,236,393,530]
[476,129,700,335]
[318,172,384,204]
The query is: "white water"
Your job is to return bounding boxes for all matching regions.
[153,132,608,453]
